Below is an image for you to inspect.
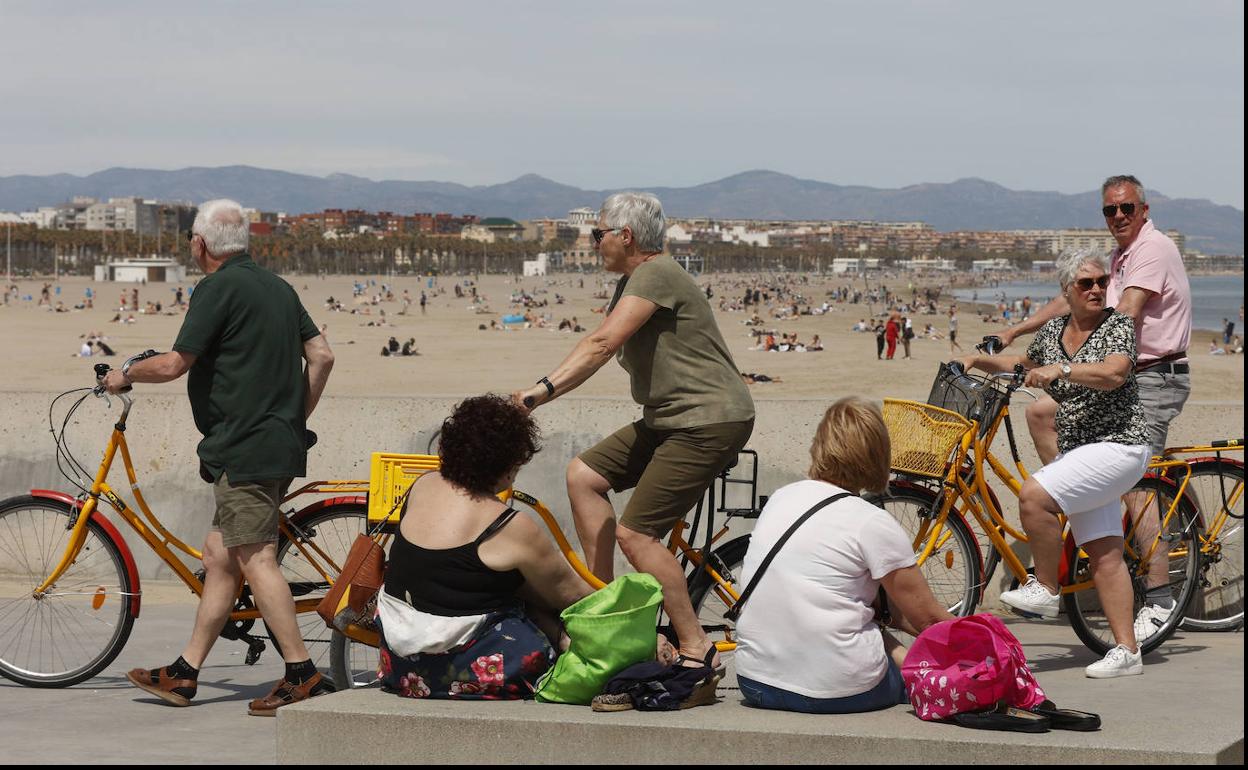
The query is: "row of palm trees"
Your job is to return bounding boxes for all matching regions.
[4,222,1046,278]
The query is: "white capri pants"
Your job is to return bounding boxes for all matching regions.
[1030,442,1151,545]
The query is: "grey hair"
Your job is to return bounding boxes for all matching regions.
[601,192,665,252]
[1056,248,1110,289]
[1102,174,1146,205]
[193,199,250,256]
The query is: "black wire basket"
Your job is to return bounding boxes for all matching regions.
[927,362,1005,426]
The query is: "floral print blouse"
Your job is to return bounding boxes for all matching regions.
[1026,309,1149,453]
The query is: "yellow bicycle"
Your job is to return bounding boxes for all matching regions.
[877,361,1203,655]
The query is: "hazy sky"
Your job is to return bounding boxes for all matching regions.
[2,1,1244,207]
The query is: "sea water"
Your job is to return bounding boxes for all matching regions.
[951,274,1243,332]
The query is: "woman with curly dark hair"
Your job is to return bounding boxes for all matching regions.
[377,395,592,700]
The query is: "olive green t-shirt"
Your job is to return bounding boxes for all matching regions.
[173,254,320,483]
[609,255,755,429]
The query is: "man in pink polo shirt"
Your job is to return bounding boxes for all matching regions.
[995,174,1192,643]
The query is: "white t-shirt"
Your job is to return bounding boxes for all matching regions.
[735,479,916,699]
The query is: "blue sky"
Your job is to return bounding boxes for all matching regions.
[2,1,1243,207]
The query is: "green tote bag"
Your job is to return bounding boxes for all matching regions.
[534,572,663,704]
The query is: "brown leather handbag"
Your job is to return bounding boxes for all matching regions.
[315,533,385,628]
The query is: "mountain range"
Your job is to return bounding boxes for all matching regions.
[0,167,1241,254]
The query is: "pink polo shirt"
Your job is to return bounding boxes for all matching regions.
[1107,220,1192,365]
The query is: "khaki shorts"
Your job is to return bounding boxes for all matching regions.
[579,418,754,538]
[211,472,289,548]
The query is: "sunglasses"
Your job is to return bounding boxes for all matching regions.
[1074,275,1110,292]
[1101,202,1138,218]
[591,227,619,245]
[185,229,197,242]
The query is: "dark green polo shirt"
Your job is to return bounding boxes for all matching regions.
[173,254,320,483]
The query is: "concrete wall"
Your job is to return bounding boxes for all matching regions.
[0,390,1233,598]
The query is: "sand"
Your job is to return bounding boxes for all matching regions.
[2,273,1242,417]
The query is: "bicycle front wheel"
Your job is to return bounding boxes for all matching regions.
[1064,476,1201,656]
[687,535,750,650]
[0,495,135,687]
[1181,459,1244,630]
[877,483,982,616]
[274,502,378,682]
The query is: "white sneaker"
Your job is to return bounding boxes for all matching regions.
[1000,576,1060,618]
[1085,644,1144,678]
[1133,603,1174,641]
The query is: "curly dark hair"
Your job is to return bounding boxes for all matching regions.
[438,394,541,496]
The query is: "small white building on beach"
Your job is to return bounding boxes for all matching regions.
[523,252,549,277]
[94,257,187,283]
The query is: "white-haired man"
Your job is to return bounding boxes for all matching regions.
[512,192,754,702]
[104,198,336,715]
[997,175,1192,639]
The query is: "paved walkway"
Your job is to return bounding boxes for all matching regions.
[1,585,1242,764]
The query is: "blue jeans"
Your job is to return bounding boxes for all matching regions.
[739,661,908,714]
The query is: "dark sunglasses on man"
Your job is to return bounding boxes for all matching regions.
[185,229,197,243]
[591,227,619,245]
[1101,203,1138,218]
[1074,275,1111,292]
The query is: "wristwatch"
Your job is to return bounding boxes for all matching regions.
[1060,363,1072,380]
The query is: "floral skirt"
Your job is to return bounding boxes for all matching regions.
[378,606,556,700]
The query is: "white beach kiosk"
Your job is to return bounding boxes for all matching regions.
[94,257,187,283]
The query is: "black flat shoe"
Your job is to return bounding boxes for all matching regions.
[953,701,1051,733]
[1029,699,1101,731]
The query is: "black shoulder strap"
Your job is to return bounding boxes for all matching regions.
[724,492,854,622]
[475,507,519,545]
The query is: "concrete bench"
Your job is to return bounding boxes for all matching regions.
[277,620,1244,765]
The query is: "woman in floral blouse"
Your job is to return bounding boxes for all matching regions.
[954,249,1151,680]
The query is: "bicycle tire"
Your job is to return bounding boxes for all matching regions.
[1064,476,1201,656]
[272,502,378,685]
[329,629,379,690]
[1180,459,1244,631]
[0,495,135,687]
[877,483,983,616]
[686,535,751,649]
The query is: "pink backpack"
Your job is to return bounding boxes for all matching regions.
[901,613,1046,721]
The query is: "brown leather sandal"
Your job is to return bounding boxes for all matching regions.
[247,672,333,717]
[126,667,197,707]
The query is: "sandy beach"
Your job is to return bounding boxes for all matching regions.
[2,272,1242,415]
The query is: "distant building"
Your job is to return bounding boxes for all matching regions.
[972,258,1015,273]
[94,257,187,283]
[478,217,525,241]
[461,224,496,244]
[523,253,549,277]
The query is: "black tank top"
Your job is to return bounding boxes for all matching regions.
[384,507,526,616]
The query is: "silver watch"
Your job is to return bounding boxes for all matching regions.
[1060,363,1072,380]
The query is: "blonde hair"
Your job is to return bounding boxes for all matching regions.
[808,397,891,493]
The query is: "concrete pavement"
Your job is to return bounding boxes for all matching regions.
[1,584,1240,764]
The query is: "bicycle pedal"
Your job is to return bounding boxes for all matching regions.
[244,639,266,666]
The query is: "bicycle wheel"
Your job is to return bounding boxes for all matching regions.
[329,629,380,690]
[1064,476,1201,656]
[273,502,378,681]
[686,535,750,651]
[0,495,135,687]
[876,484,982,615]
[1181,459,1244,630]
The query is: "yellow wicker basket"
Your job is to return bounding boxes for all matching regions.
[368,452,441,523]
[882,399,973,479]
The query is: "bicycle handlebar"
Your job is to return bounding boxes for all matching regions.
[1212,439,1244,449]
[976,335,1003,355]
[93,349,162,395]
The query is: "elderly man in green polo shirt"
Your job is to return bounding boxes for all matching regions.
[103,198,336,715]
